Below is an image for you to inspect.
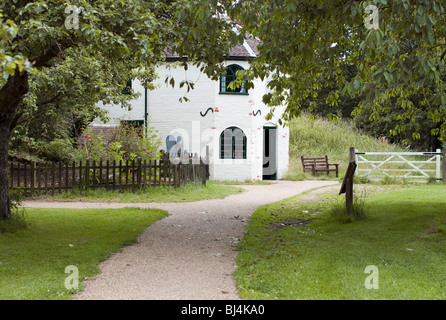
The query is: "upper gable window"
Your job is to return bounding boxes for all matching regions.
[219,64,248,95]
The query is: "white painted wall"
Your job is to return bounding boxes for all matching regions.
[93,60,289,181]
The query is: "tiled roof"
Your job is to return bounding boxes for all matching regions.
[163,35,259,60]
[228,36,259,57]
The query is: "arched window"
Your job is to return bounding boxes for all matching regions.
[219,64,248,94]
[220,127,247,159]
[166,134,182,157]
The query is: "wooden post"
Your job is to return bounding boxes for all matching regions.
[205,145,210,185]
[148,159,152,186]
[349,146,356,163]
[51,162,55,195]
[443,148,446,183]
[17,163,20,188]
[98,160,103,189]
[85,160,90,191]
[125,160,129,190]
[78,161,82,189]
[163,153,168,185]
[23,162,27,190]
[72,161,76,192]
[132,159,136,190]
[89,160,96,190]
[37,162,41,193]
[137,158,142,189]
[119,160,122,190]
[106,160,110,190]
[30,161,35,194]
[92,160,96,190]
[340,147,357,214]
[143,159,147,188]
[158,157,162,185]
[65,162,69,193]
[44,164,48,194]
[58,162,62,194]
[112,160,116,190]
[347,147,356,213]
[345,178,353,214]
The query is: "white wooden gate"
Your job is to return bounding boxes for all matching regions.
[355,149,443,181]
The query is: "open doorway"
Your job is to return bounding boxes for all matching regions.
[263,126,277,180]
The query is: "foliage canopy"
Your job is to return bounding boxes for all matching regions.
[0,0,241,219]
[228,0,446,142]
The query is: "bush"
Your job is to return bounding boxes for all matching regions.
[74,123,161,162]
[108,123,160,160]
[37,138,76,162]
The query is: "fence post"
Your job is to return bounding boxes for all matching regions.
[30,161,35,194]
[85,159,90,191]
[58,162,62,194]
[205,145,210,184]
[65,162,69,193]
[137,158,142,189]
[163,152,168,185]
[339,147,357,214]
[91,160,95,190]
[346,147,356,213]
[72,161,75,192]
[37,162,41,193]
[443,149,446,183]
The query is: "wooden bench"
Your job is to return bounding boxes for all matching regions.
[301,155,339,177]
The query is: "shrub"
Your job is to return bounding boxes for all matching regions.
[108,123,160,160]
[37,138,76,162]
[74,123,161,162]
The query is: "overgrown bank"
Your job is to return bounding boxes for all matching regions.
[285,115,406,181]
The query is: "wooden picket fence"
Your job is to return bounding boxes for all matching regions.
[8,152,210,196]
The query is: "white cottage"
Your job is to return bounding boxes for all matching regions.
[92,37,289,181]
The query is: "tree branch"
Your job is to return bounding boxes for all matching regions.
[441,48,446,61]
[36,92,62,107]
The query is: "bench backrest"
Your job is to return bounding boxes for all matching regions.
[301,155,329,167]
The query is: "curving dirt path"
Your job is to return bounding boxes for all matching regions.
[22,180,338,300]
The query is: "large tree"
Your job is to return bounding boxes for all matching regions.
[0,0,241,220]
[228,0,446,140]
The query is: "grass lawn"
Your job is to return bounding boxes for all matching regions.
[0,207,167,300]
[234,184,446,299]
[31,181,244,203]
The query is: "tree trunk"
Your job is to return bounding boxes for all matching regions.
[0,120,11,220]
[0,70,28,220]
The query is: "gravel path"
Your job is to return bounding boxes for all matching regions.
[22,180,338,300]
